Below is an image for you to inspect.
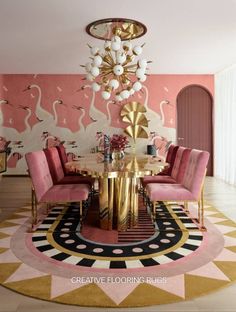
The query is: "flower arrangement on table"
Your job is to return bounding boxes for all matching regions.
[110,134,129,151]
[110,134,129,160]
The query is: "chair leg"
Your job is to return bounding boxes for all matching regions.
[78,201,85,232]
[197,200,201,223]
[79,201,83,220]
[200,189,206,231]
[142,187,145,204]
[151,201,159,231]
[152,201,156,221]
[48,203,52,213]
[31,188,38,229]
[91,185,94,200]
[143,189,147,206]
[184,201,189,213]
[45,203,51,214]
[197,192,206,231]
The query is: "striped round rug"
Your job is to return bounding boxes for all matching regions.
[0,201,236,307]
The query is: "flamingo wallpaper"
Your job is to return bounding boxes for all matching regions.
[0,74,213,174]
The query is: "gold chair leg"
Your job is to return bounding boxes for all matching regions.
[151,201,159,231]
[31,188,37,229]
[197,200,201,223]
[142,188,146,205]
[184,201,189,213]
[200,189,206,231]
[78,201,84,232]
[152,201,156,221]
[79,201,83,220]
[46,203,51,214]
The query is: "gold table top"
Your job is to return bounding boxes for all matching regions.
[65,153,168,178]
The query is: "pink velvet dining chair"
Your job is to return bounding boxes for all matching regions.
[141,146,191,187]
[44,147,94,187]
[146,149,210,230]
[56,144,70,175]
[56,144,79,176]
[158,144,179,176]
[25,150,90,230]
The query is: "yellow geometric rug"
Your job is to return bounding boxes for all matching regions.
[0,202,236,307]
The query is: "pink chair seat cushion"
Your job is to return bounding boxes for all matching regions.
[147,183,196,201]
[41,183,90,202]
[58,176,95,187]
[141,176,176,187]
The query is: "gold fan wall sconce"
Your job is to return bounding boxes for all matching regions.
[120,101,149,151]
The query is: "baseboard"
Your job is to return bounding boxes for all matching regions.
[2,174,29,177]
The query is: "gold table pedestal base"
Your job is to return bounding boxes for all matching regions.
[99,177,139,231]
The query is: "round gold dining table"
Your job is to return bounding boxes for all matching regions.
[65,153,167,231]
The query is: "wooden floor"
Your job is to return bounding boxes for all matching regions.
[0,176,236,312]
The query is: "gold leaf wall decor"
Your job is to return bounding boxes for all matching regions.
[122,111,148,127]
[124,125,148,141]
[121,101,149,146]
[120,101,147,116]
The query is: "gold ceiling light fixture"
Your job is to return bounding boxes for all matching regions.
[82,18,151,101]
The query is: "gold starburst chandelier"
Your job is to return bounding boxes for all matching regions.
[82,18,150,102]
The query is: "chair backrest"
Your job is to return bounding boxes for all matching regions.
[25,151,53,202]
[44,147,64,184]
[161,144,179,175]
[56,145,68,174]
[171,147,191,183]
[166,144,176,163]
[183,149,209,199]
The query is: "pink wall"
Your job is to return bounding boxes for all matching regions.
[0,74,214,174]
[145,75,214,127]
